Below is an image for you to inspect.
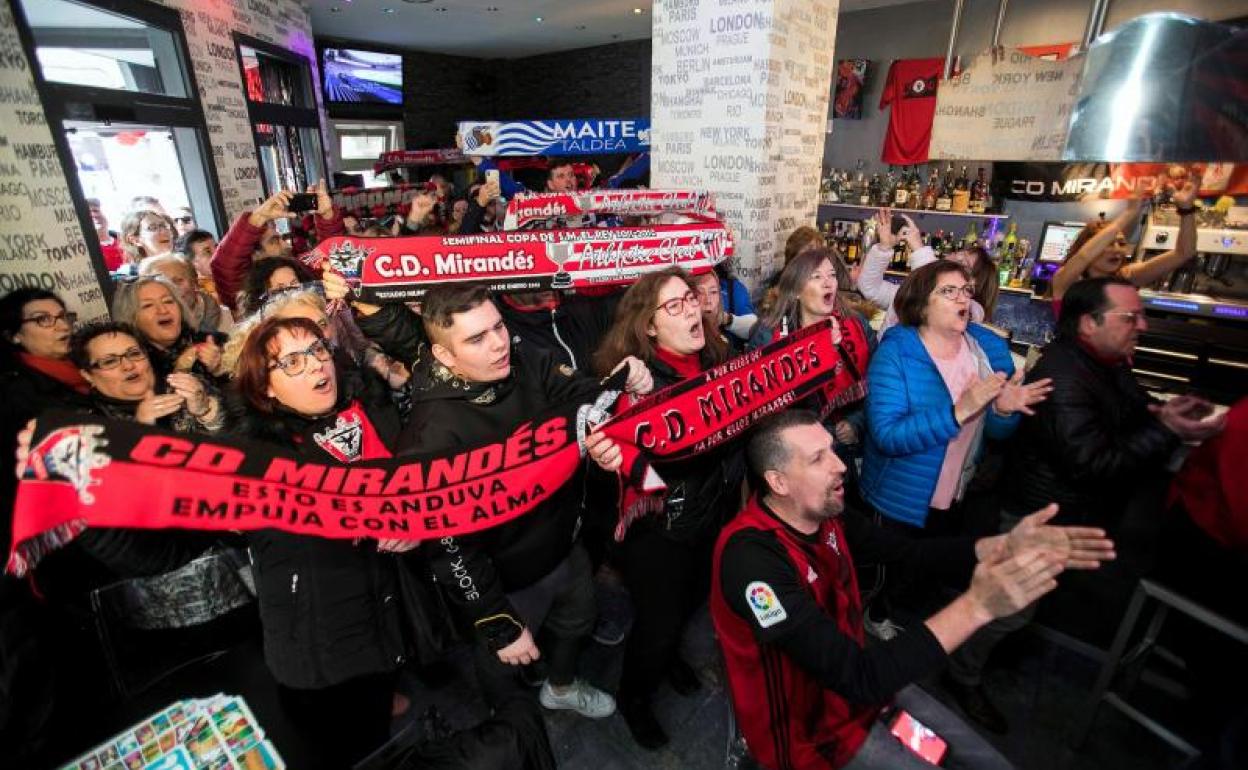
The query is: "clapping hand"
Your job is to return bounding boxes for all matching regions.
[994,370,1052,417]
[1003,504,1116,570]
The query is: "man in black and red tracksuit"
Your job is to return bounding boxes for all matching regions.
[712,410,1116,770]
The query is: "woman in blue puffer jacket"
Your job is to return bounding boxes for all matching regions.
[861,261,1052,536]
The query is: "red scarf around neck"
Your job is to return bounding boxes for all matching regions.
[653,346,702,380]
[19,352,90,395]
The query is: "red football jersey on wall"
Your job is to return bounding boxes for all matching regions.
[879,58,945,165]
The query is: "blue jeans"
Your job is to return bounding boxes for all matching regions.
[841,685,1014,770]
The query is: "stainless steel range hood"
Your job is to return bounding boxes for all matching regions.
[1063,13,1248,163]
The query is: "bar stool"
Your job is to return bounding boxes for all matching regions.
[1072,578,1248,759]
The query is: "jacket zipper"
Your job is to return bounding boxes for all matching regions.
[551,308,577,370]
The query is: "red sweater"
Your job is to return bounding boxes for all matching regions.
[210,209,345,312]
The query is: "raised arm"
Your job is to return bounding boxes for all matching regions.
[1051,198,1145,299]
[1122,181,1198,288]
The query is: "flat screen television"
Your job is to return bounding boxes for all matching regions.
[322,48,402,105]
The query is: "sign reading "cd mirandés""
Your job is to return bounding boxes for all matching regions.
[457,119,651,157]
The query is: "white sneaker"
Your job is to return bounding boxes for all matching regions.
[864,615,905,641]
[539,679,617,719]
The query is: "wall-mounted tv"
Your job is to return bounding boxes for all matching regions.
[322,48,402,105]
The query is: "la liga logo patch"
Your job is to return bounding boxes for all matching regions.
[746,581,788,628]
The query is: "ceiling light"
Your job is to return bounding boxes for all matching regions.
[330,5,341,10]
[383,7,395,12]
[576,25,586,30]
[634,7,643,13]
[435,6,447,10]
[486,5,499,10]
[535,16,543,22]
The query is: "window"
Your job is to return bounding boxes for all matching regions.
[331,121,403,188]
[16,0,224,262]
[235,36,325,196]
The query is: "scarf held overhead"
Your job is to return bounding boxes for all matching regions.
[306,222,733,303]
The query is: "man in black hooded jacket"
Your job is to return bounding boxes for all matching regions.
[394,283,651,718]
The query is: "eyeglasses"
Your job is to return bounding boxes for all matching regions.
[269,339,332,377]
[173,216,194,225]
[656,291,701,317]
[1098,310,1144,325]
[90,346,148,370]
[933,284,975,300]
[21,311,77,328]
[143,221,172,233]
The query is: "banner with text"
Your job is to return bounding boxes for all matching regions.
[8,404,596,576]
[457,119,651,157]
[374,149,467,173]
[994,161,1248,202]
[503,190,718,229]
[308,222,734,301]
[928,49,1085,162]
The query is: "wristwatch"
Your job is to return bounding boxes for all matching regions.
[1175,205,1197,216]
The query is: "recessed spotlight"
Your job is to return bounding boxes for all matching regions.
[612,34,621,39]
[535,16,543,22]
[576,25,586,30]
[633,7,643,13]
[435,6,447,10]
[383,7,395,12]
[486,5,499,10]
[329,5,341,10]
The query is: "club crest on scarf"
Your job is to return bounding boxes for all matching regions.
[325,240,374,280]
[26,425,112,505]
[313,412,363,463]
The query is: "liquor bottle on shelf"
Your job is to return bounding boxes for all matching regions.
[1002,222,1018,256]
[908,167,922,207]
[969,167,988,214]
[860,217,877,256]
[853,160,868,206]
[1013,237,1034,287]
[997,241,1015,288]
[935,164,954,212]
[921,171,938,210]
[962,222,979,249]
[892,166,910,207]
[868,173,883,206]
[951,165,971,213]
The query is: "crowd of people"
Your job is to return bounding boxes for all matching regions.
[1,161,1243,770]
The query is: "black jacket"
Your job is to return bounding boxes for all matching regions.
[1006,338,1181,524]
[237,370,412,689]
[623,354,747,545]
[0,357,94,555]
[398,346,606,637]
[496,292,620,373]
[354,293,619,376]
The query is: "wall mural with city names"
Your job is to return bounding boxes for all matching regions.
[0,0,331,321]
[651,0,838,290]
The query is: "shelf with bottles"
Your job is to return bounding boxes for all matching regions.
[818,202,1009,220]
[823,216,1040,294]
[818,161,1004,217]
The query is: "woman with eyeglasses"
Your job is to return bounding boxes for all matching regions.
[0,290,93,543]
[862,262,1051,540]
[749,248,876,486]
[590,268,745,750]
[112,276,227,382]
[116,209,176,278]
[232,315,423,769]
[1050,180,1198,312]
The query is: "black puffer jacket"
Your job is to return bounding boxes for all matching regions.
[237,370,412,689]
[623,354,747,546]
[1006,338,1181,525]
[398,346,607,635]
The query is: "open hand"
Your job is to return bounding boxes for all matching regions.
[1004,504,1116,570]
[994,370,1052,416]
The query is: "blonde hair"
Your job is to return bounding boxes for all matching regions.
[221,289,329,377]
[138,253,197,284]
